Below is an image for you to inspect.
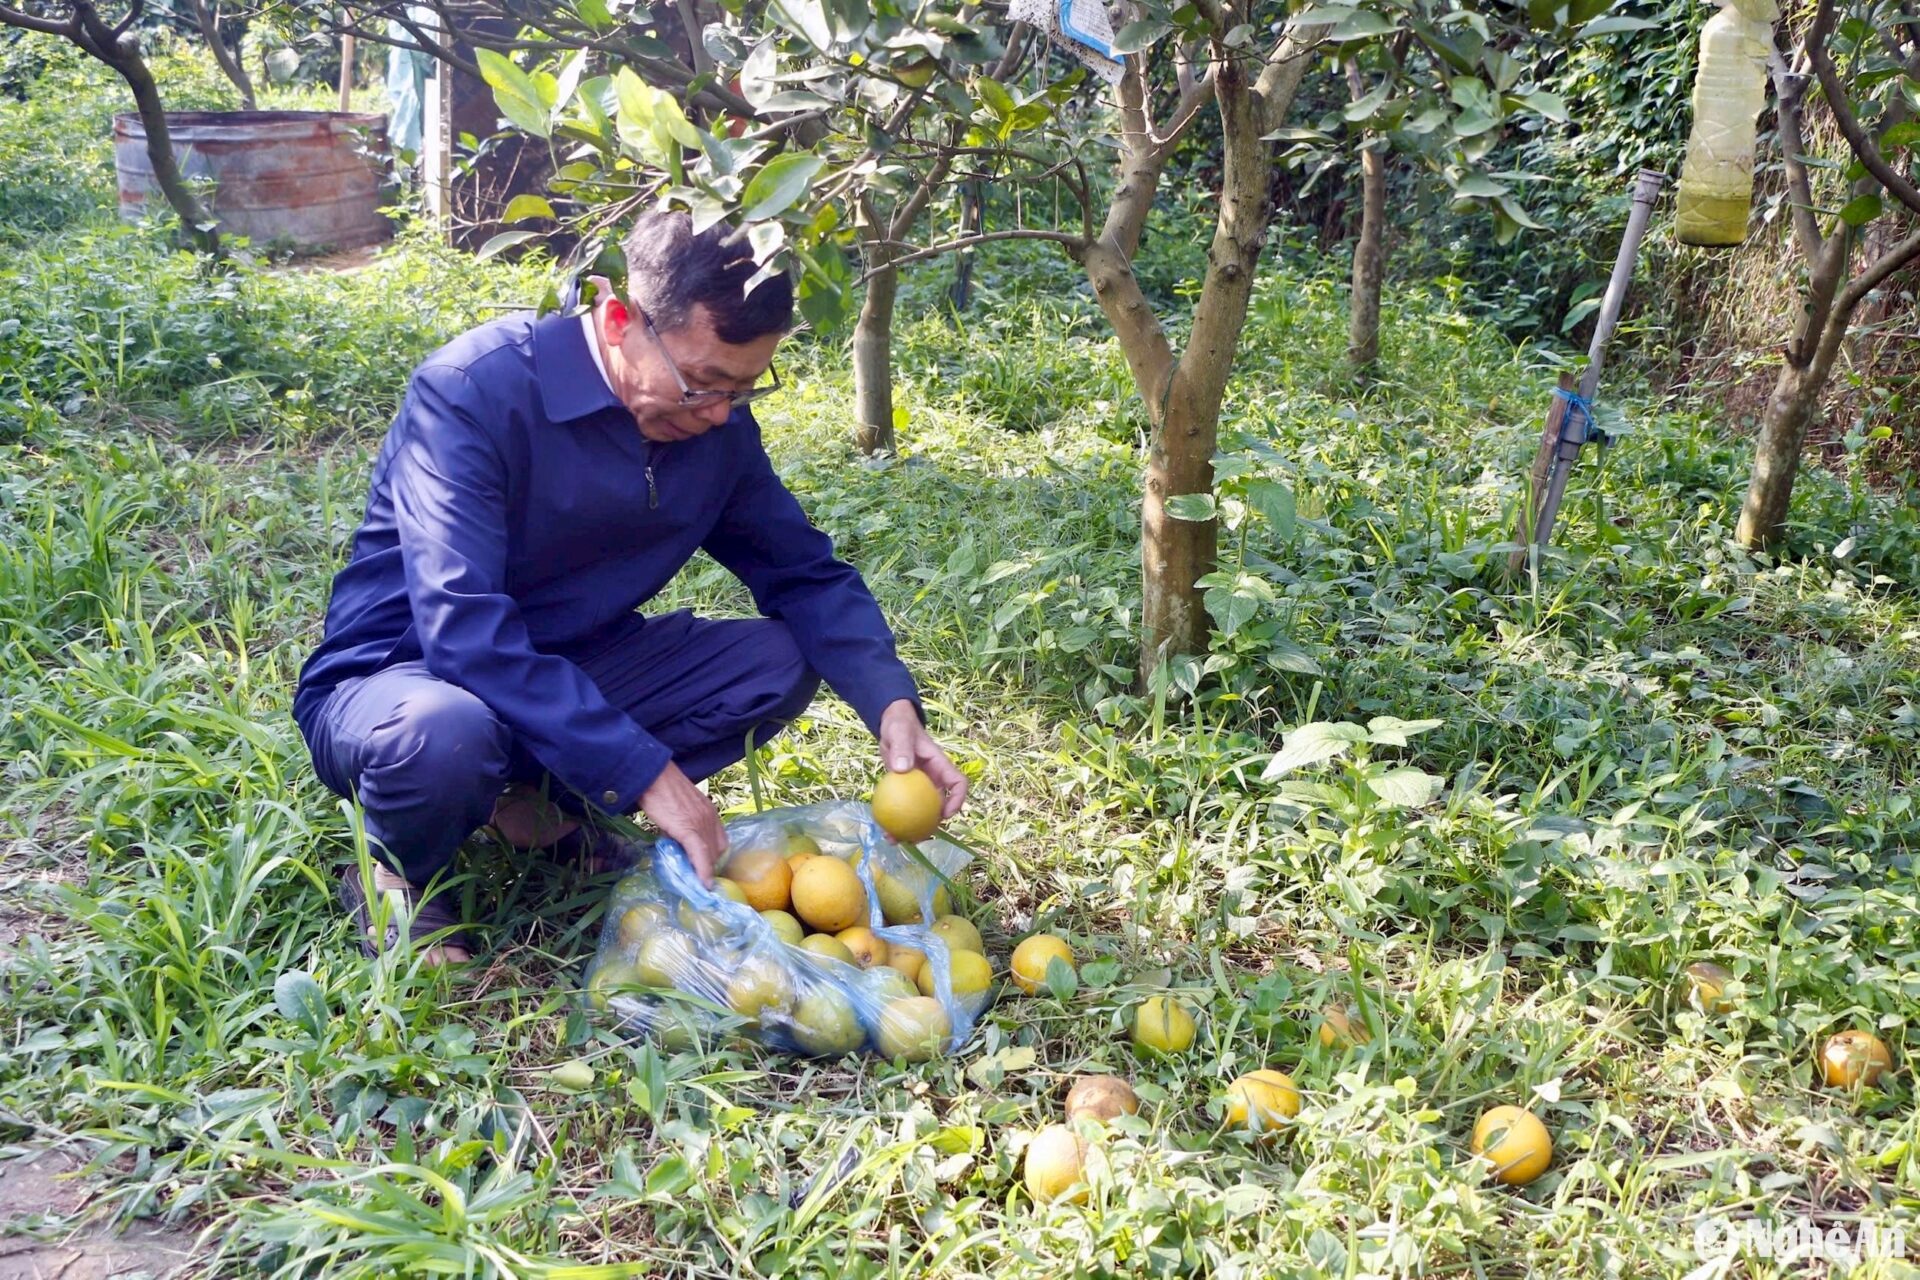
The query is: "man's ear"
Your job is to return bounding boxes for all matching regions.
[602,298,631,341]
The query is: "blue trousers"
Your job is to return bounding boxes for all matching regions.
[302,610,820,883]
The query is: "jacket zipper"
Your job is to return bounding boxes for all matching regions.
[645,441,661,509]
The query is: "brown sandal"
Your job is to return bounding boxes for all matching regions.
[339,866,475,960]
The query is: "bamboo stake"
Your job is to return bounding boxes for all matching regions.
[1507,168,1666,578]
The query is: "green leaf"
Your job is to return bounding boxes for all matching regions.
[1164,493,1218,522]
[1366,767,1442,808]
[741,153,824,221]
[1494,194,1544,230]
[1560,296,1602,333]
[1332,8,1401,38]
[1343,85,1391,123]
[1449,172,1509,198]
[1509,89,1569,122]
[477,230,542,259]
[772,0,833,48]
[502,194,556,223]
[273,969,329,1039]
[1245,479,1296,537]
[1838,193,1884,226]
[978,76,1016,122]
[1262,721,1368,781]
[1111,18,1173,53]
[1883,121,1920,151]
[476,48,550,139]
[1579,14,1658,35]
[1363,716,1442,745]
[1044,956,1078,1002]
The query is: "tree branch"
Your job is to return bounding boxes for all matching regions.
[1837,225,1920,314]
[1252,17,1330,134]
[675,0,713,79]
[1808,0,1920,215]
[989,20,1030,80]
[1769,44,1822,261]
[861,228,1088,278]
[0,2,79,35]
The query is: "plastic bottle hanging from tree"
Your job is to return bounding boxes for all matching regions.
[1675,0,1780,246]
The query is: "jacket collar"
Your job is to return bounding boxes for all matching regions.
[533,310,625,423]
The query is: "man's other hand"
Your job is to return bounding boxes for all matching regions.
[640,763,727,883]
[877,699,968,821]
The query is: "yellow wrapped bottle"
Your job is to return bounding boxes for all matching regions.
[1674,0,1778,246]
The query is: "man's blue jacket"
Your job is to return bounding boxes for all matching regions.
[293,310,919,814]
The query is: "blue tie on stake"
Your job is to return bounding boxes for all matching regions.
[1509,169,1667,578]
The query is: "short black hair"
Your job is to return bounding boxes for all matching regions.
[623,211,794,344]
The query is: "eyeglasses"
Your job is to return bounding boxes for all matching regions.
[637,310,782,409]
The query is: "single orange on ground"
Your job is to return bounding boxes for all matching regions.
[1132,996,1196,1055]
[1009,934,1076,994]
[1316,1005,1371,1048]
[1471,1105,1552,1186]
[1820,1030,1893,1089]
[1065,1075,1139,1126]
[1024,1125,1089,1204]
[1225,1069,1300,1140]
[871,768,943,843]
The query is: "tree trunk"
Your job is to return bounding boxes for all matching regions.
[1735,359,1830,547]
[110,38,221,254]
[948,179,982,311]
[339,33,356,110]
[853,253,899,455]
[1137,53,1271,680]
[186,0,255,108]
[1735,218,1920,546]
[1347,141,1386,373]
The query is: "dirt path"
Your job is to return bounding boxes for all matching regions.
[0,1149,204,1279]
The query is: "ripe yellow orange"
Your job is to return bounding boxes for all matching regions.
[677,877,747,941]
[614,902,669,948]
[1471,1105,1552,1186]
[875,995,951,1061]
[759,908,805,946]
[791,988,865,1055]
[875,867,953,925]
[634,930,695,988]
[1316,1005,1371,1049]
[871,768,943,843]
[726,956,795,1022]
[1132,996,1196,1055]
[1683,961,1736,1015]
[791,856,867,933]
[1024,1125,1088,1204]
[930,914,984,955]
[1225,1069,1301,1139]
[1010,934,1075,994]
[1820,1030,1893,1089]
[1065,1075,1139,1126]
[917,946,993,997]
[799,933,857,964]
[723,848,792,912]
[869,968,919,1002]
[586,960,641,1010]
[886,944,927,986]
[836,926,890,969]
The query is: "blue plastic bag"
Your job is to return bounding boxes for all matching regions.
[585,801,989,1059]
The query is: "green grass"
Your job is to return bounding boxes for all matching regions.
[4,47,1920,1280]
